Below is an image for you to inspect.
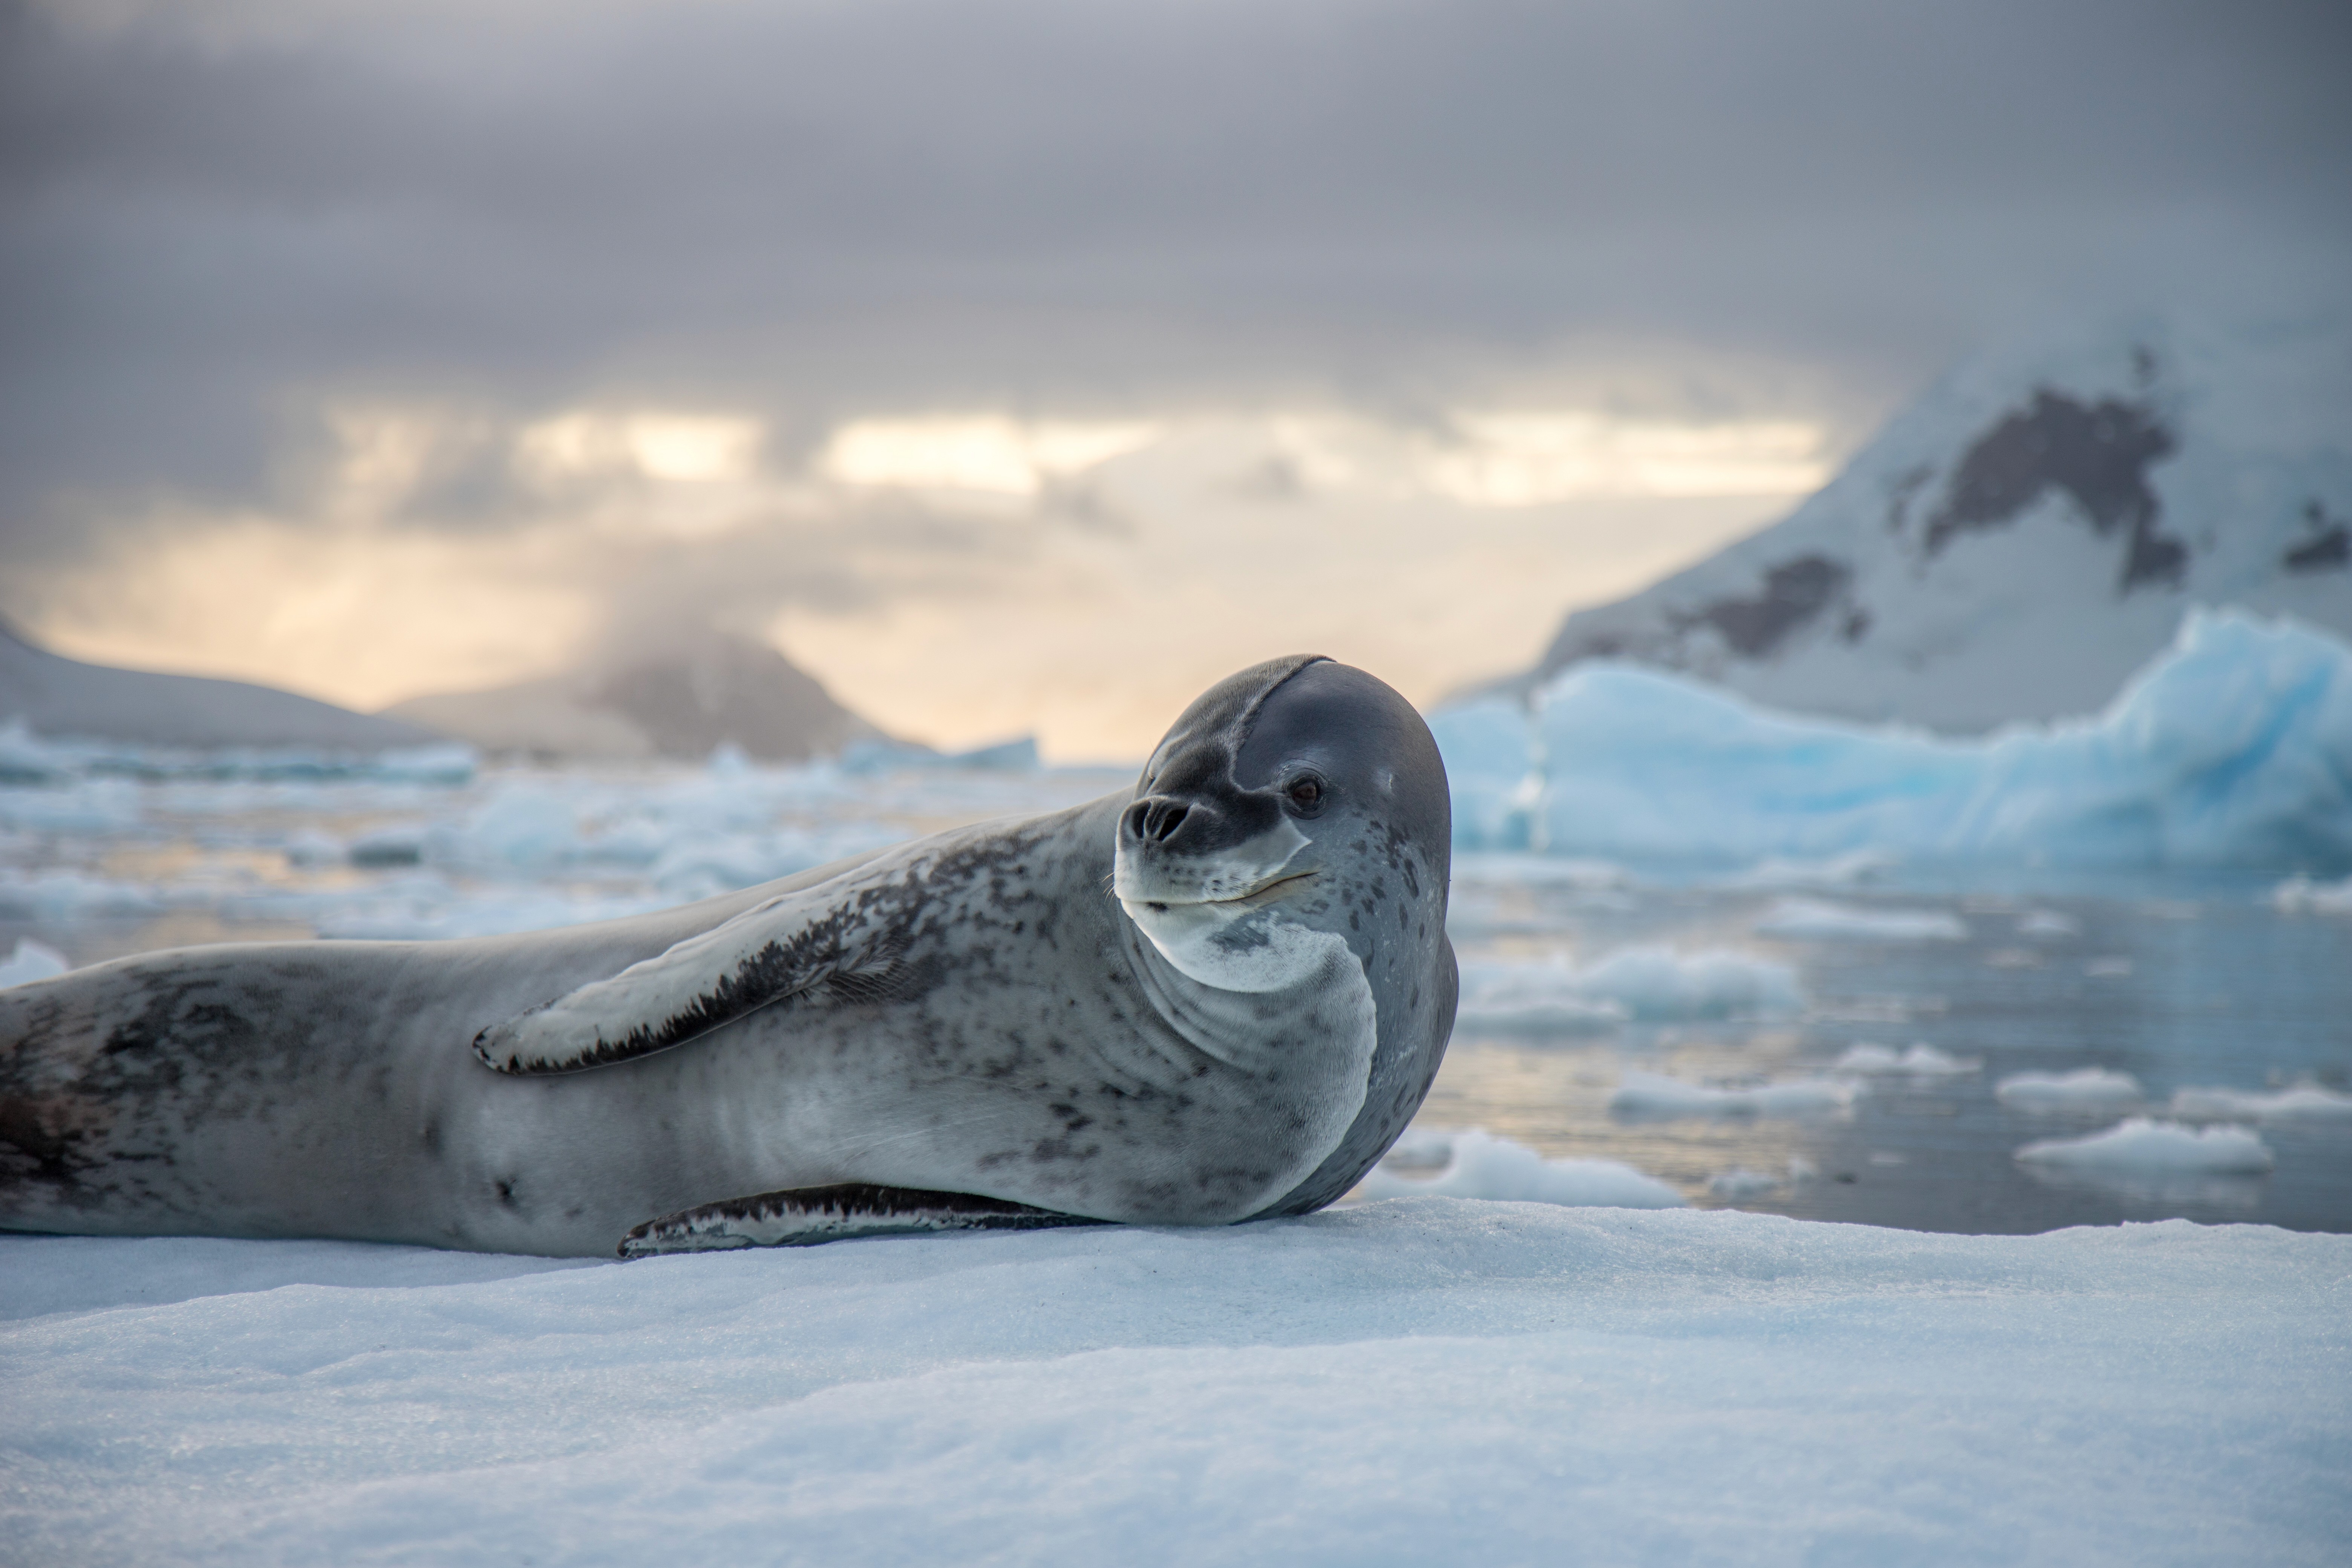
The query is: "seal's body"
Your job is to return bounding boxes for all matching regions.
[0,658,1455,1257]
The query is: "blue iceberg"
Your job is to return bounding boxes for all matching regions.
[1433,608,2352,872]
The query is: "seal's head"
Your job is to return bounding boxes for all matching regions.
[1114,656,1451,993]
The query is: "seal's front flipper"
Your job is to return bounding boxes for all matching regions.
[474,885,894,1075]
[617,1183,1103,1257]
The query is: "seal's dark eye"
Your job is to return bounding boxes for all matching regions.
[1285,776,1324,814]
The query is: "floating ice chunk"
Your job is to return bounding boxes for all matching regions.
[1357,1127,1684,1209]
[0,938,69,988]
[0,778,142,833]
[1610,1070,1859,1117]
[2167,1084,2352,1122]
[1457,947,1802,1032]
[1706,1167,1782,1199]
[1755,897,1968,942]
[1451,853,1634,890]
[2015,1118,2275,1174]
[1727,850,1896,889]
[2271,875,2352,915]
[2085,956,2134,977]
[1443,609,2352,871]
[0,870,167,919]
[2015,909,2081,938]
[1832,1042,1980,1076]
[1996,1067,2144,1111]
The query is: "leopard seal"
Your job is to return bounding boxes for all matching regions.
[0,657,1456,1258]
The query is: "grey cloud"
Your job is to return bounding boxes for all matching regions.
[2,0,2347,558]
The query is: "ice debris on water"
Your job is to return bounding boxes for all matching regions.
[1356,1127,1684,1209]
[1831,1042,1979,1076]
[1455,946,1802,1032]
[1754,897,1969,942]
[0,938,69,988]
[1609,1070,1859,1117]
[1705,1167,1783,1199]
[2015,1118,2275,1174]
[2167,1084,2352,1122]
[1995,1068,2144,1111]
[1434,608,2352,871]
[2271,874,2352,915]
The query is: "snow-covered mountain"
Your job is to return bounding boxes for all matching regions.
[383,632,885,763]
[0,620,441,751]
[1513,315,2352,730]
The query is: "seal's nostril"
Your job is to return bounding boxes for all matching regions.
[1122,801,1152,841]
[1149,803,1189,842]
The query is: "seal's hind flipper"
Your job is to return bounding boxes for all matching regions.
[473,886,895,1074]
[617,1183,1102,1257]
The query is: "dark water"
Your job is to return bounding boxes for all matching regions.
[1429,869,2352,1235]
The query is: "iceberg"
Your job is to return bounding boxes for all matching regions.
[1433,608,2352,872]
[2015,1119,2276,1176]
[1995,1067,2145,1112]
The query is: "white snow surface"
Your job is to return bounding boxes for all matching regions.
[2015,1119,2277,1175]
[1456,946,1802,1031]
[1433,607,2352,870]
[1354,1127,1684,1209]
[4,1210,2344,1567]
[1996,1068,2146,1111]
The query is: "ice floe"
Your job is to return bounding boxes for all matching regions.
[1355,1127,1684,1209]
[2272,874,2352,915]
[6,1211,2343,1565]
[2014,908,2081,937]
[1436,608,2352,872]
[0,937,69,988]
[2167,1084,2352,1122]
[1995,1067,2145,1111]
[1456,947,1803,1032]
[1704,1167,1784,1199]
[1609,1069,1859,1117]
[1831,1042,1980,1076]
[2015,1118,2276,1175]
[1753,897,1969,942]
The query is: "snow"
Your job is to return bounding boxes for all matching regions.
[1754,896,1969,942]
[1438,608,2352,872]
[1456,946,1802,1032]
[2015,1119,2277,1175]
[1608,1069,1859,1117]
[2272,874,2352,914]
[1511,313,2352,733]
[0,937,69,988]
[1831,1041,1980,1076]
[1997,1068,2146,1112]
[3,1210,2343,1566]
[2167,1084,2352,1122]
[1353,1127,1684,1209]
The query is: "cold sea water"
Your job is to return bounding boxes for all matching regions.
[3,750,2347,1238]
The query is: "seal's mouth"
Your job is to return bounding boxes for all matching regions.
[1135,868,1318,913]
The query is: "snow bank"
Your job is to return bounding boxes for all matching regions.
[4,1212,2343,1566]
[0,937,69,988]
[2168,1084,2352,1122]
[1609,1069,1859,1117]
[1996,1068,2145,1111]
[2015,1119,2277,1174]
[1832,1041,1979,1076]
[1456,946,1802,1032]
[1354,1127,1684,1209]
[1755,896,1969,942]
[1439,609,2352,871]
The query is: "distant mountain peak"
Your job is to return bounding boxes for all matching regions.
[1512,315,2352,731]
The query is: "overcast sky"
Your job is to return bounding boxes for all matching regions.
[4,0,2347,754]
